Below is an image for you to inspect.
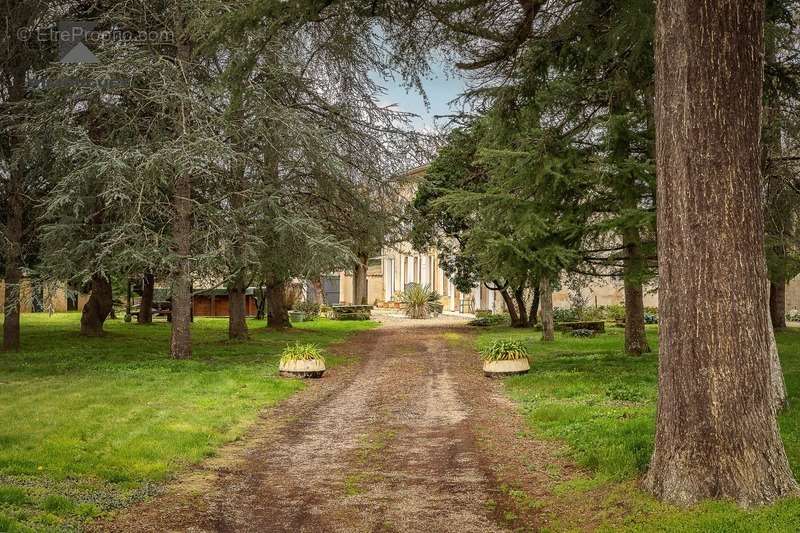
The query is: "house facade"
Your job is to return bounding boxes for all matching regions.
[335,164,800,316]
[0,279,89,313]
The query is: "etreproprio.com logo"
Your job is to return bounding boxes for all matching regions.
[19,20,173,89]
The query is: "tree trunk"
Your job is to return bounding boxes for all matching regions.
[353,255,369,305]
[80,275,113,336]
[497,286,521,326]
[170,170,192,359]
[169,27,193,360]
[267,281,291,329]
[528,286,540,326]
[769,312,787,412]
[2,176,22,351]
[540,276,554,342]
[623,229,652,355]
[312,277,326,305]
[138,273,155,324]
[255,284,267,320]
[644,0,797,506]
[513,288,528,328]
[2,71,25,352]
[228,276,249,340]
[770,281,787,329]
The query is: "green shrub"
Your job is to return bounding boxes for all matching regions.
[571,328,595,338]
[578,307,605,321]
[603,304,626,321]
[468,313,509,327]
[279,343,325,365]
[787,309,800,322]
[396,284,442,319]
[336,312,371,321]
[475,309,493,318]
[292,301,320,319]
[553,307,580,322]
[480,339,529,361]
[556,321,605,332]
[644,312,658,324]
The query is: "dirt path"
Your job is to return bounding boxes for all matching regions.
[98,319,575,532]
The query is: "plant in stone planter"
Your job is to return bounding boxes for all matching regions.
[480,339,530,377]
[396,284,442,319]
[293,301,320,320]
[278,343,326,378]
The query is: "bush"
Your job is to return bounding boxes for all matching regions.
[603,304,626,321]
[571,328,595,337]
[556,320,605,332]
[279,343,325,365]
[578,306,606,321]
[644,312,658,324]
[553,307,580,322]
[293,301,320,319]
[787,309,800,322]
[468,313,510,327]
[336,312,371,321]
[475,309,493,318]
[480,339,529,361]
[396,284,442,319]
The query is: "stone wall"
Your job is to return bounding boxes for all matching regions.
[787,275,800,314]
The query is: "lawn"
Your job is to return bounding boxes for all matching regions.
[0,313,375,532]
[478,324,800,532]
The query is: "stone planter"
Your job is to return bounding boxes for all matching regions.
[288,311,306,322]
[279,358,326,378]
[483,358,530,378]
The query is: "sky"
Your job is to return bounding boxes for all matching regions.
[378,61,468,130]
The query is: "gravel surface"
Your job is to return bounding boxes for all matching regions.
[95,318,574,532]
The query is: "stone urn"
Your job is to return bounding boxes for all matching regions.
[279,358,326,378]
[288,310,306,323]
[483,358,530,378]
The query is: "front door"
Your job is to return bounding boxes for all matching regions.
[322,275,340,305]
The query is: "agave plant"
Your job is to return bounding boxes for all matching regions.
[480,339,529,361]
[279,343,325,365]
[396,284,442,319]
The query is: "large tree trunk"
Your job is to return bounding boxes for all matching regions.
[770,281,787,329]
[528,286,540,326]
[2,70,25,352]
[169,26,193,360]
[267,281,291,329]
[623,229,652,355]
[539,276,554,342]
[137,273,155,324]
[80,275,113,336]
[497,285,521,326]
[644,0,797,506]
[170,171,192,359]
[353,255,369,305]
[513,288,528,328]
[769,312,788,412]
[228,276,249,340]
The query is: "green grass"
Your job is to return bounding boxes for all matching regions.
[0,313,375,531]
[477,324,800,531]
